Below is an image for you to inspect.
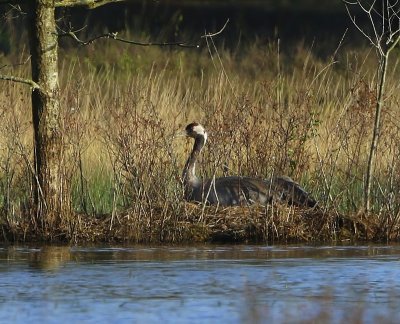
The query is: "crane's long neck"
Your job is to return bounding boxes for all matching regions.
[182,135,206,189]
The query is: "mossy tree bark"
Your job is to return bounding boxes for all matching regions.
[28,0,65,228]
[21,0,121,229]
[23,0,121,229]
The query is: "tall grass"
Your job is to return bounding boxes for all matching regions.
[1,36,400,242]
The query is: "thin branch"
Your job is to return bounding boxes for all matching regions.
[0,0,124,8]
[356,0,371,14]
[393,0,400,16]
[1,3,26,20]
[58,19,229,48]
[366,0,382,48]
[201,19,230,39]
[345,4,378,47]
[0,75,40,89]
[0,55,31,71]
[343,0,400,213]
[110,36,200,48]
[55,0,124,9]
[58,30,199,48]
[389,33,400,50]
[382,0,393,35]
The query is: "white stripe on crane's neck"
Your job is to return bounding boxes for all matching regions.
[192,124,207,141]
[192,124,205,135]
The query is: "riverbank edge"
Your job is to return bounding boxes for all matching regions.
[1,203,398,244]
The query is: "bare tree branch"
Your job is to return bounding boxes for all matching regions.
[58,30,199,48]
[344,0,400,55]
[0,0,123,9]
[0,74,40,89]
[370,2,383,45]
[0,56,37,88]
[55,0,124,9]
[345,4,378,48]
[0,3,26,20]
[343,0,400,213]
[58,19,230,48]
[0,55,31,70]
[201,19,230,39]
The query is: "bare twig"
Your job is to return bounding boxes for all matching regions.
[343,0,400,213]
[0,74,40,89]
[65,31,198,47]
[58,30,199,48]
[201,19,230,39]
[55,0,124,9]
[0,55,31,71]
[344,3,378,48]
[0,3,26,20]
[57,19,229,48]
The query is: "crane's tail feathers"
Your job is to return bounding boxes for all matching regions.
[265,175,317,208]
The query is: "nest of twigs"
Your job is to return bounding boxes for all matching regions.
[2,202,399,244]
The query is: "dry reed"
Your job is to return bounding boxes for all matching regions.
[1,36,400,243]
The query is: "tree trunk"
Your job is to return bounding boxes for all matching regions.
[28,0,66,229]
[364,54,389,213]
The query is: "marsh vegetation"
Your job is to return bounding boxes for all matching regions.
[0,11,400,242]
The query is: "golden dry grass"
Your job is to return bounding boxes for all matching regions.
[1,38,400,243]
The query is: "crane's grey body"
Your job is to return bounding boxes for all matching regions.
[182,123,316,207]
[185,176,272,206]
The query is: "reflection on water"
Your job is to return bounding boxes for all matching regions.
[0,244,399,323]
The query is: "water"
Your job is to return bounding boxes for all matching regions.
[0,245,399,323]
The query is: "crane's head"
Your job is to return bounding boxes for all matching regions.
[185,122,207,140]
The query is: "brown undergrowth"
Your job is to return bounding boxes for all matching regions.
[2,202,399,244]
[1,37,400,243]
